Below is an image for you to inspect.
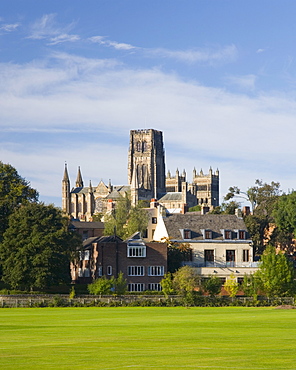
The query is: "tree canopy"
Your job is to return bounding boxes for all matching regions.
[104,195,148,239]
[0,161,38,240]
[225,179,281,255]
[0,202,81,290]
[256,245,295,297]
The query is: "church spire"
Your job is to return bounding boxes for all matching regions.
[75,166,84,188]
[63,162,69,182]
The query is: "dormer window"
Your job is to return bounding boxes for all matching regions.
[224,230,232,240]
[239,230,245,240]
[184,229,191,239]
[205,230,212,239]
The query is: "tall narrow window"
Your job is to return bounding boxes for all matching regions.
[226,250,235,267]
[204,250,214,266]
[239,230,245,239]
[107,265,112,275]
[243,249,249,262]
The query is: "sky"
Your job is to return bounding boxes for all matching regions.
[1,1,296,208]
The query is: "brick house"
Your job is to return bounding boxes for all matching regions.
[71,232,167,292]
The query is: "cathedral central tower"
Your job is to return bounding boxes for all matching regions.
[128,129,166,205]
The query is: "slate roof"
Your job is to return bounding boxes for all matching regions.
[70,221,104,229]
[163,213,250,241]
[159,192,183,201]
[83,235,123,249]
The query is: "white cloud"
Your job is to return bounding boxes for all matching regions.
[148,44,238,64]
[1,52,296,203]
[48,33,80,45]
[28,13,78,45]
[0,23,20,32]
[89,35,136,50]
[225,74,257,90]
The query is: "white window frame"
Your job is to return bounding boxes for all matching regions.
[148,266,164,276]
[128,283,145,292]
[107,265,112,276]
[128,266,145,276]
[127,246,146,257]
[148,283,162,291]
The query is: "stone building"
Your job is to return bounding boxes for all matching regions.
[62,128,220,220]
[152,211,257,282]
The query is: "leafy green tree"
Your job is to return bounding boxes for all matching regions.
[125,205,149,238]
[0,161,38,241]
[225,180,281,255]
[163,238,193,273]
[104,195,148,239]
[88,276,113,295]
[242,274,260,299]
[160,272,175,297]
[210,201,240,215]
[188,205,201,212]
[112,272,127,295]
[272,191,296,252]
[224,273,239,298]
[172,265,199,297]
[256,245,295,297]
[202,275,222,296]
[225,179,281,212]
[0,202,81,290]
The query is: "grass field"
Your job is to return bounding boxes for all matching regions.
[0,307,295,369]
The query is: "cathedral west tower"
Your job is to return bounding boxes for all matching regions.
[128,129,166,206]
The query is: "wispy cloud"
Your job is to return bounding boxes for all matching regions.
[0,23,20,32]
[89,36,136,50]
[28,13,79,45]
[148,44,238,64]
[48,34,80,45]
[225,74,257,90]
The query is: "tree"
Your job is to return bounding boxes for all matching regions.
[272,191,296,252]
[162,238,192,273]
[125,205,149,238]
[225,180,281,212]
[160,272,175,297]
[256,245,295,297]
[225,180,281,255]
[103,195,148,239]
[210,201,240,215]
[0,161,38,241]
[88,276,113,295]
[112,272,127,295]
[242,274,260,299]
[172,265,199,297]
[224,273,239,298]
[202,275,222,296]
[0,202,81,290]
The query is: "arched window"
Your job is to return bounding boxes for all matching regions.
[136,141,142,152]
[142,141,147,152]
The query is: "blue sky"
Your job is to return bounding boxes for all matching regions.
[1,1,296,207]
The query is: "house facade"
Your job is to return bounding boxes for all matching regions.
[71,232,167,292]
[153,211,258,282]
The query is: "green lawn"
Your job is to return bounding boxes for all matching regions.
[0,307,295,369]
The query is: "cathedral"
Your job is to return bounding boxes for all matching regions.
[62,129,219,220]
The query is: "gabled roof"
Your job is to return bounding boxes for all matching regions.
[163,213,250,241]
